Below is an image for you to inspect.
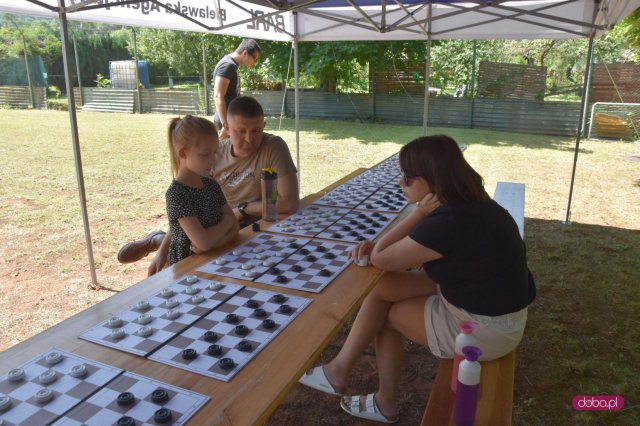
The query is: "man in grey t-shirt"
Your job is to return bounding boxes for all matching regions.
[117,97,299,274]
[213,39,261,140]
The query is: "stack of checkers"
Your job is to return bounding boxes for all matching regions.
[197,233,355,293]
[55,371,208,425]
[79,276,244,356]
[149,288,312,382]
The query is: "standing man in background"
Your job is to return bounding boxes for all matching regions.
[213,39,261,140]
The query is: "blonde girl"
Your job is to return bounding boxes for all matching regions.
[165,115,239,265]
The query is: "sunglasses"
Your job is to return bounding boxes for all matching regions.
[401,170,414,186]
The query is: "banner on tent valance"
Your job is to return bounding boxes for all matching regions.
[0,0,293,41]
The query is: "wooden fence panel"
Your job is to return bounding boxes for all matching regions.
[590,63,640,103]
[0,86,46,108]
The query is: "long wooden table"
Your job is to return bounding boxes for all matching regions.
[0,168,390,425]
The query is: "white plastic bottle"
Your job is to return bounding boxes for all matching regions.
[453,346,482,426]
[451,321,479,393]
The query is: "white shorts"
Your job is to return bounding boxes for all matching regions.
[424,286,528,361]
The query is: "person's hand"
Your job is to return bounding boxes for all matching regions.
[190,244,204,255]
[349,240,374,265]
[148,252,167,276]
[218,127,229,140]
[416,193,441,216]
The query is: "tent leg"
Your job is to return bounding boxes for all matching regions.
[564,26,596,225]
[58,2,98,285]
[293,12,301,189]
[421,4,432,136]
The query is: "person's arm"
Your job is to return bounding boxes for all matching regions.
[370,193,442,271]
[148,228,171,276]
[213,76,231,139]
[179,203,239,252]
[276,172,300,214]
[232,172,299,220]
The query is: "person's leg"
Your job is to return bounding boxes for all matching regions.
[369,296,429,418]
[323,271,436,391]
[117,230,166,263]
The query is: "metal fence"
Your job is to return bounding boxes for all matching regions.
[1,86,588,137]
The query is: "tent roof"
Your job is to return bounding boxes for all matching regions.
[2,1,638,42]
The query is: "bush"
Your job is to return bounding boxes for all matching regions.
[94,73,111,88]
[47,85,62,98]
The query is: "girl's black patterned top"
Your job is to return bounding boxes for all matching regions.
[165,176,227,265]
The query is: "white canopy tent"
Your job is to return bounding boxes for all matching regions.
[2,0,638,283]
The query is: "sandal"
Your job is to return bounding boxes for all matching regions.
[298,366,344,396]
[340,393,399,424]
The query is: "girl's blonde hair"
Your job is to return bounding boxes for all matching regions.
[167,115,218,176]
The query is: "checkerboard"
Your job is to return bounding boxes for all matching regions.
[196,233,309,281]
[53,372,208,426]
[264,205,350,238]
[254,239,355,292]
[311,184,377,209]
[356,186,408,213]
[345,168,399,188]
[0,349,122,426]
[149,288,311,382]
[315,210,399,243]
[79,276,244,356]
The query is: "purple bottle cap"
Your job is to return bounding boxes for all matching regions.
[462,346,482,361]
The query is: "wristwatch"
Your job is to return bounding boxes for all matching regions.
[237,201,249,218]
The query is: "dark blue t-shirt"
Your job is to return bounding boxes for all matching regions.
[410,199,535,316]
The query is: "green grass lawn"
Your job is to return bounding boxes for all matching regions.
[0,109,638,425]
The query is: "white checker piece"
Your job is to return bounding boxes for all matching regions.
[196,233,308,281]
[149,288,311,382]
[53,372,208,426]
[265,205,349,238]
[316,210,399,243]
[0,348,122,426]
[356,186,408,213]
[345,169,399,188]
[312,184,377,209]
[79,276,244,356]
[254,239,355,293]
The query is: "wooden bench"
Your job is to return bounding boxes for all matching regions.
[420,181,525,426]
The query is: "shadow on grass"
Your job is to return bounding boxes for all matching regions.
[515,218,639,425]
[270,117,593,153]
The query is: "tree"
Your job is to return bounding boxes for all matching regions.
[0,14,60,70]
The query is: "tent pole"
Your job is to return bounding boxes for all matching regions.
[421,3,432,136]
[202,35,211,116]
[564,28,596,225]
[132,28,142,113]
[293,12,301,189]
[73,37,84,106]
[58,0,98,285]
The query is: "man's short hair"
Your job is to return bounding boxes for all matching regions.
[228,96,264,119]
[236,39,261,56]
